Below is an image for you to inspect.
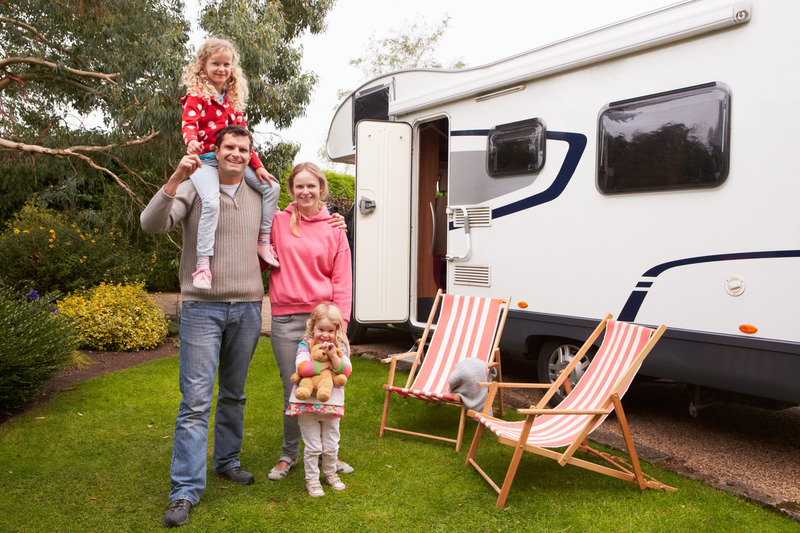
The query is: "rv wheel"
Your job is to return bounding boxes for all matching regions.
[537,340,595,405]
[347,315,368,344]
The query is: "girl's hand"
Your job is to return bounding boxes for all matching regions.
[328,212,346,230]
[187,140,203,155]
[326,342,343,370]
[255,167,279,185]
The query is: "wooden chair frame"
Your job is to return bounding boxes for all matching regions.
[465,314,676,506]
[379,289,510,451]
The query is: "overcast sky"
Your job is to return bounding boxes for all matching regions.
[190,0,678,169]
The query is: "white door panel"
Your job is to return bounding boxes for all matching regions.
[354,121,412,322]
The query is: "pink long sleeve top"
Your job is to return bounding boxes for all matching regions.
[268,204,352,322]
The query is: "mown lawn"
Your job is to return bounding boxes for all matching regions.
[1,339,797,532]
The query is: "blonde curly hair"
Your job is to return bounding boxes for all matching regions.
[180,37,248,112]
[303,302,346,346]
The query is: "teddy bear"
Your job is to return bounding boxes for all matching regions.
[291,341,347,402]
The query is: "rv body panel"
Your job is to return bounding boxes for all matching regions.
[332,0,800,404]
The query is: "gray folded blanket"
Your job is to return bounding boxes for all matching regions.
[448,357,497,411]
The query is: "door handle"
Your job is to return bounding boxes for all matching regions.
[358,196,376,215]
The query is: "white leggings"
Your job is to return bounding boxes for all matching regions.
[189,158,280,257]
[297,413,341,483]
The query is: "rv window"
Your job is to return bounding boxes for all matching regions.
[353,85,392,142]
[598,83,730,194]
[487,118,545,177]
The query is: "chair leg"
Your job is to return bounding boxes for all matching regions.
[497,442,525,508]
[465,422,485,465]
[379,390,392,438]
[456,406,467,452]
[612,394,647,489]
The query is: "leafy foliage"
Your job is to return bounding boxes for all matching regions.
[0,287,77,416]
[0,203,148,293]
[58,282,168,351]
[0,0,334,289]
[276,169,354,212]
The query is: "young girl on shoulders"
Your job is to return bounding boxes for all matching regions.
[180,36,280,290]
[286,302,352,497]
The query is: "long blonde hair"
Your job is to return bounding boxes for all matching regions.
[286,162,329,237]
[304,302,345,346]
[180,37,248,112]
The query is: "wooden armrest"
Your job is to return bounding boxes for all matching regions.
[380,352,417,364]
[517,408,610,416]
[467,409,502,421]
[476,381,553,389]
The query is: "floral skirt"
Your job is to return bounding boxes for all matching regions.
[286,402,345,419]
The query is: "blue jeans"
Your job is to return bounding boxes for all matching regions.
[169,300,262,505]
[270,313,310,463]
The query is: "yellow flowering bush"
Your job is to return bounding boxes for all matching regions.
[58,282,167,351]
[0,203,148,293]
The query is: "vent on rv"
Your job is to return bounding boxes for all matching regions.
[451,206,492,228]
[453,265,491,287]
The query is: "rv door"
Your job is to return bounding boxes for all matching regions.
[353,120,413,323]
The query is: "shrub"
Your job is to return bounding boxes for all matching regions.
[0,287,78,416]
[58,282,168,351]
[0,203,148,294]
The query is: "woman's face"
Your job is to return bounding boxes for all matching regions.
[292,170,322,215]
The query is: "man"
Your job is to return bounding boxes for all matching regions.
[141,125,266,527]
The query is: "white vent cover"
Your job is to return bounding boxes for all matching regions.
[453,265,491,287]
[451,206,492,228]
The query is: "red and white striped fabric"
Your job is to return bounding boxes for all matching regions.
[389,293,503,402]
[475,320,653,448]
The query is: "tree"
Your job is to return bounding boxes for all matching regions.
[349,15,465,79]
[0,0,333,217]
[0,0,334,290]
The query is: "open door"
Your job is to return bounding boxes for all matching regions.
[354,120,413,323]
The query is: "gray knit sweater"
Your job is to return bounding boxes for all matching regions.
[140,181,264,302]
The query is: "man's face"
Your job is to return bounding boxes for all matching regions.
[214,133,251,176]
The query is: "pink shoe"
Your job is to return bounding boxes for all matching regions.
[258,242,280,268]
[192,267,212,290]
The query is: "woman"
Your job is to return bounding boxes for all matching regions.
[267,162,353,480]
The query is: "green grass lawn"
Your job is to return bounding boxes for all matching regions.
[1,339,797,532]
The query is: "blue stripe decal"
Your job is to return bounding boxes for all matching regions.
[492,131,587,219]
[636,281,653,288]
[618,250,800,321]
[451,129,490,136]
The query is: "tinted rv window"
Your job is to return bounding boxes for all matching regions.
[353,85,391,142]
[598,83,730,194]
[487,118,545,177]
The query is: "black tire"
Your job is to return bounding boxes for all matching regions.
[537,339,595,405]
[347,314,369,344]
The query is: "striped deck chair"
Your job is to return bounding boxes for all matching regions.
[379,289,511,451]
[465,314,675,507]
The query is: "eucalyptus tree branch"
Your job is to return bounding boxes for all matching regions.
[0,57,119,83]
[0,136,144,207]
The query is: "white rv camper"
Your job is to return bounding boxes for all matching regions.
[326,0,800,409]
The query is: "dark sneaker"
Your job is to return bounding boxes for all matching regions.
[163,499,191,527]
[219,466,255,485]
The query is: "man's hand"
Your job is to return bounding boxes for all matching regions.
[328,212,347,231]
[186,140,203,155]
[164,155,202,196]
[255,167,279,185]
